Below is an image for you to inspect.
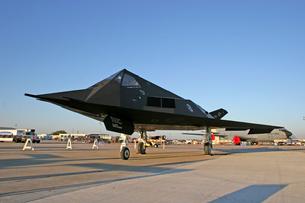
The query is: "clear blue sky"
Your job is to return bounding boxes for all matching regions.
[0,0,304,137]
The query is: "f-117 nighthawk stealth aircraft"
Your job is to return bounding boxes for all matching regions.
[25,69,284,160]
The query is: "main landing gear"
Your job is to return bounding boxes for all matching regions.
[119,128,212,160]
[203,127,213,156]
[137,130,147,154]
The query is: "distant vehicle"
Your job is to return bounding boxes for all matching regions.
[0,128,25,142]
[0,132,14,142]
[14,129,40,143]
[85,134,101,143]
[146,135,166,148]
[13,134,23,143]
[286,139,304,146]
[31,134,41,143]
[38,134,53,140]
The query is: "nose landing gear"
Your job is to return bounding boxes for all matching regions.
[120,147,130,160]
[120,134,130,160]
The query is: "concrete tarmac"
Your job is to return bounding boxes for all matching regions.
[0,142,304,203]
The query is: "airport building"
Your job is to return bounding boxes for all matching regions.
[57,133,86,141]
[54,133,112,142]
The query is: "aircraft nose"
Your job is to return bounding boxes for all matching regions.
[279,128,292,138]
[25,93,66,101]
[25,89,90,103]
[286,131,293,138]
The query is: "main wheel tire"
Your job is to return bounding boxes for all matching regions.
[203,143,212,155]
[137,142,146,154]
[120,147,130,160]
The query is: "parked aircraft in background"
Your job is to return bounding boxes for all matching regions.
[26,69,286,159]
[225,128,292,145]
[183,128,292,145]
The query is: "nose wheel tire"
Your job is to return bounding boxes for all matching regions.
[120,147,130,160]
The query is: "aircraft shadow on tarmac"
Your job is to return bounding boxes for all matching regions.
[0,159,204,183]
[209,184,287,203]
[0,169,191,198]
[0,154,117,169]
[68,162,193,174]
[214,147,305,154]
[0,149,215,169]
[0,169,105,182]
[0,160,197,198]
[131,151,214,160]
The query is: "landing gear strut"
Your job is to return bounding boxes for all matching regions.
[120,134,130,160]
[203,127,213,155]
[137,130,147,154]
[138,142,146,154]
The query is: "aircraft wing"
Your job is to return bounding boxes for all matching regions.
[205,118,282,134]
[24,94,282,135]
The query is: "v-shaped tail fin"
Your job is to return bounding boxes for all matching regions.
[210,108,228,119]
